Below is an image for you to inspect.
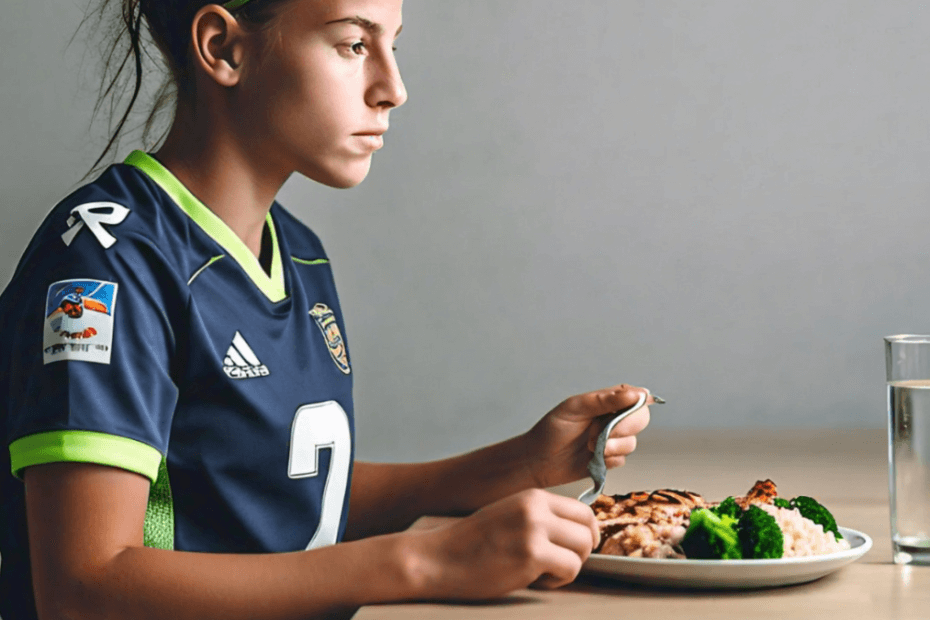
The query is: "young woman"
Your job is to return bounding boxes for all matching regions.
[0,1,655,618]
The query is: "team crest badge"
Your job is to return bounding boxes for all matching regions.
[43,279,118,365]
[309,303,350,374]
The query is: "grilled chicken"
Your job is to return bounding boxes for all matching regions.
[592,489,706,558]
[732,479,778,510]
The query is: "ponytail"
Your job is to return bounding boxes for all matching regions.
[80,0,146,176]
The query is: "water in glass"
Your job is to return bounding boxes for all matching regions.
[888,378,930,564]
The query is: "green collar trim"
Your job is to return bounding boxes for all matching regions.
[124,151,286,303]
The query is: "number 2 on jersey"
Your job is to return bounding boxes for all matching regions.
[287,401,352,549]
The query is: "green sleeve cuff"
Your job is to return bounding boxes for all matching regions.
[9,430,162,482]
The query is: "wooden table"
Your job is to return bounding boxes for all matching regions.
[355,429,930,620]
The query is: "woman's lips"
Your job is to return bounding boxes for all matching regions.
[353,134,384,150]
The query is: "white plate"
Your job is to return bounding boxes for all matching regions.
[581,526,872,589]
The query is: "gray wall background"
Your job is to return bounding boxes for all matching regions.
[2,1,927,462]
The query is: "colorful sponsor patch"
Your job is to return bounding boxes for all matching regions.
[43,279,118,365]
[309,303,350,374]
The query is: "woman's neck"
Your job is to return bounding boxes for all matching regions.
[154,107,290,259]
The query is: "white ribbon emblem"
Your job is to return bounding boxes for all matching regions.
[61,202,131,249]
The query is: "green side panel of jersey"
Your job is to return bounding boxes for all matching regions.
[9,430,161,482]
[143,456,175,550]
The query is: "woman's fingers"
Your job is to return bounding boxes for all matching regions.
[545,519,598,564]
[546,495,600,550]
[603,454,627,469]
[586,434,639,459]
[597,384,651,415]
[518,492,597,587]
[564,384,650,421]
[610,407,650,437]
[604,435,637,457]
[586,408,649,451]
[528,545,586,590]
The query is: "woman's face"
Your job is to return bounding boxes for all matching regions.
[235,0,406,188]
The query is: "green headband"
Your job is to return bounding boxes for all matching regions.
[223,0,253,9]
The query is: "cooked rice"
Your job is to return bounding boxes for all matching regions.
[757,503,850,557]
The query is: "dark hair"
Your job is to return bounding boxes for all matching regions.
[80,0,293,175]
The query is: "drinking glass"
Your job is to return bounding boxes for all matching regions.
[885,334,930,564]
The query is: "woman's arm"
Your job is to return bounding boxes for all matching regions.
[345,438,534,540]
[26,462,409,620]
[26,461,597,620]
[345,384,652,541]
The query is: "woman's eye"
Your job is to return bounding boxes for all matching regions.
[351,41,367,55]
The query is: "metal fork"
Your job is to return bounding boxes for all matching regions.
[577,389,664,505]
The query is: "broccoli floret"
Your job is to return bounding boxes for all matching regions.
[791,496,841,541]
[772,497,791,509]
[712,496,743,520]
[681,508,743,559]
[736,504,784,559]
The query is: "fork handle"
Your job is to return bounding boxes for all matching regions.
[587,391,649,482]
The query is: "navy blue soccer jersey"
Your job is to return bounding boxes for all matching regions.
[0,151,355,619]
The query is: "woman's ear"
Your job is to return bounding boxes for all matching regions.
[190,5,246,87]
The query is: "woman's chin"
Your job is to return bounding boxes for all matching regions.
[304,159,372,189]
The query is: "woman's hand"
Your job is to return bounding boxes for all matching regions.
[407,488,600,599]
[519,384,654,489]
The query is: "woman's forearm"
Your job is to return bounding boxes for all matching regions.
[25,462,428,620]
[345,433,537,540]
[41,533,420,620]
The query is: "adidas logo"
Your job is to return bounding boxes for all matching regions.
[223,331,270,379]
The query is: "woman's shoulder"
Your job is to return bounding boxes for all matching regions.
[6,163,191,293]
[40,162,184,252]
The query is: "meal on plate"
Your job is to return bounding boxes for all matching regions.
[590,480,851,560]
